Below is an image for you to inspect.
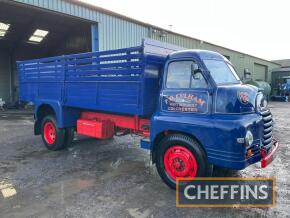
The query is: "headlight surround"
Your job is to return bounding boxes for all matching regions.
[256,93,267,111]
[262,98,268,108]
[245,130,254,146]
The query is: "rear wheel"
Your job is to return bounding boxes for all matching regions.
[41,115,66,151]
[64,127,75,147]
[156,134,211,189]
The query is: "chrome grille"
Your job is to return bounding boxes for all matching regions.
[261,110,273,151]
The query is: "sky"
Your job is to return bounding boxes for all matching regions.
[81,0,289,61]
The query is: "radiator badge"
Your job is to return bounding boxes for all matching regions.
[238,91,249,104]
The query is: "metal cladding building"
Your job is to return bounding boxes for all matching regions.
[0,0,280,104]
[271,59,290,92]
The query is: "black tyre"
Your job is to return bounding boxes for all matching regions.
[64,128,75,147]
[156,134,212,189]
[41,115,66,151]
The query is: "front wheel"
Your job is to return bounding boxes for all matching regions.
[156,134,212,189]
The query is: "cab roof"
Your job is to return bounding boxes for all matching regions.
[169,49,226,61]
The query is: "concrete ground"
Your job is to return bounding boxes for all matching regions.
[0,102,289,218]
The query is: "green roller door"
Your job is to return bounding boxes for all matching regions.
[254,63,267,81]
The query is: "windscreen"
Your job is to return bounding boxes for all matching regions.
[203,59,241,85]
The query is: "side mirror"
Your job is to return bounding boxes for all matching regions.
[244,68,251,80]
[191,63,202,80]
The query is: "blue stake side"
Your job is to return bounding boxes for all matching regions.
[17,38,279,189]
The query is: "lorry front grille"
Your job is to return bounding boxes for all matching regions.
[261,110,273,151]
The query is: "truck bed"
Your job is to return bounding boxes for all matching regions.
[17,39,181,116]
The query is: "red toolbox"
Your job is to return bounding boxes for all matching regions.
[77,119,115,139]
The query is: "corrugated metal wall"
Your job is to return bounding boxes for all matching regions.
[150,31,277,82]
[12,0,148,51]
[253,63,267,81]
[12,0,279,83]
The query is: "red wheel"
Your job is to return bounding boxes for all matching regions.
[43,121,56,144]
[41,115,65,151]
[156,134,211,189]
[164,145,198,180]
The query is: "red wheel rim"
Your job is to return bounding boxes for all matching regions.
[163,145,198,180]
[43,121,56,144]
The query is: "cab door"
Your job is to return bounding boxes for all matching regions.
[160,59,210,114]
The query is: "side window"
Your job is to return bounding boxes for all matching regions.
[190,72,207,89]
[166,61,207,89]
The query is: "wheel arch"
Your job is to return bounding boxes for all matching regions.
[151,130,207,164]
[37,104,55,118]
[34,102,80,135]
[34,103,60,135]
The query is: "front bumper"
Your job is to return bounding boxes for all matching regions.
[207,139,279,170]
[260,139,279,168]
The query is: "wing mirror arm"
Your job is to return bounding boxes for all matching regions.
[191,63,202,80]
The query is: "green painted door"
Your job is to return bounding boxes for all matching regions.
[254,63,267,81]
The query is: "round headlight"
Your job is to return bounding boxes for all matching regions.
[245,130,253,146]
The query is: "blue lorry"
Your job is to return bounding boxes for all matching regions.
[278,76,290,96]
[17,39,279,189]
[271,76,290,102]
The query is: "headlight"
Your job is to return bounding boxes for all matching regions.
[245,130,253,146]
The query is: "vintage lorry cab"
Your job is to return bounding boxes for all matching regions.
[17,39,279,189]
